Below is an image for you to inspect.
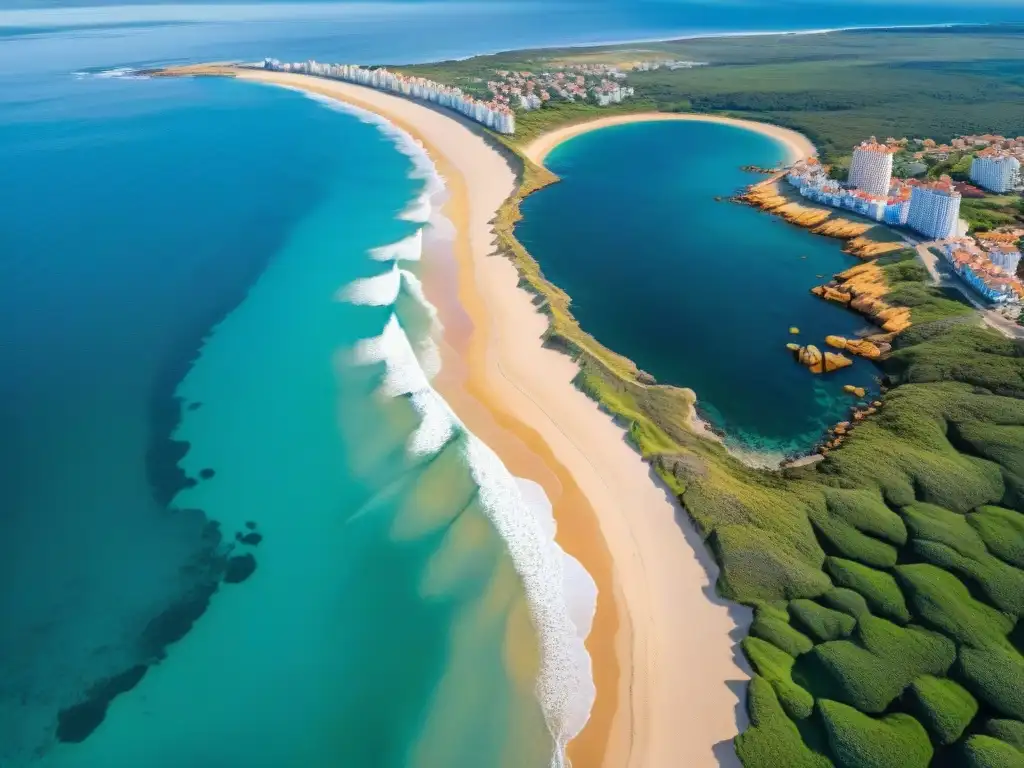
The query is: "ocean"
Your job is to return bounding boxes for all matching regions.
[2,2,1023,766]
[516,121,879,460]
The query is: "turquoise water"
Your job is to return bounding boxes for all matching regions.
[5,3,1023,764]
[517,121,880,458]
[2,75,588,767]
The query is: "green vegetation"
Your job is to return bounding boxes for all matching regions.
[789,599,857,643]
[908,675,978,745]
[962,735,1024,768]
[406,26,1024,164]
[825,558,910,624]
[819,700,933,768]
[744,636,816,719]
[410,24,1024,768]
[968,507,1024,568]
[751,605,815,657]
[735,676,834,767]
[986,720,1024,752]
[961,196,1024,234]
[960,645,1024,720]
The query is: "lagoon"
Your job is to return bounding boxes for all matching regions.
[517,120,879,458]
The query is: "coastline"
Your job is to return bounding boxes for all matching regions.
[188,66,754,766]
[523,112,816,168]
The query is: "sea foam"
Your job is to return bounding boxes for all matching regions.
[313,85,597,766]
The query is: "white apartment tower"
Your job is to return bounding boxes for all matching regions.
[907,180,962,240]
[849,139,896,196]
[970,151,1021,193]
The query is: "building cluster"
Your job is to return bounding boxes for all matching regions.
[788,139,965,239]
[487,68,634,110]
[788,136,1023,305]
[970,149,1021,194]
[262,59,516,134]
[941,237,1024,304]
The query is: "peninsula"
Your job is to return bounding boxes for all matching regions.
[161,24,1024,768]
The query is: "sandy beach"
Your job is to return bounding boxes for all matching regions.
[208,66,753,767]
[524,112,816,167]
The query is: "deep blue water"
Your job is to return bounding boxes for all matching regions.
[517,121,879,457]
[3,1,1024,764]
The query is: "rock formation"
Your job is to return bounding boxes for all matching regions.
[811,262,912,334]
[789,343,853,374]
[843,384,867,398]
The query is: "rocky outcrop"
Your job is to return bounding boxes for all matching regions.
[812,262,912,334]
[825,335,884,360]
[843,384,867,398]
[788,343,853,374]
[738,182,900,260]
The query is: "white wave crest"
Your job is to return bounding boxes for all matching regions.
[342,263,401,306]
[304,82,595,765]
[73,67,148,80]
[352,310,596,765]
[369,228,423,262]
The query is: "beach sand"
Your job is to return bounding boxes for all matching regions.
[524,112,817,167]
[207,67,754,767]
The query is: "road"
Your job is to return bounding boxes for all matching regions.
[913,242,1024,341]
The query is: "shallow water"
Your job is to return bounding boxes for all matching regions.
[517,120,880,458]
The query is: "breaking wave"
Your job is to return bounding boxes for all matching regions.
[313,87,597,766]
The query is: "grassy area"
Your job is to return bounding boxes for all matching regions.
[409,26,1024,768]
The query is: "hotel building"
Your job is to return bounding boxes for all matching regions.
[907,178,961,239]
[970,150,1021,193]
[849,139,897,197]
[941,238,1024,304]
[262,59,516,135]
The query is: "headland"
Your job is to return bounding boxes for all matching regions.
[161,65,754,767]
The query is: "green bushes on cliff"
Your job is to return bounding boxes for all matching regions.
[795,616,955,714]
[986,720,1024,752]
[960,645,1024,720]
[819,700,933,768]
[825,558,910,624]
[751,606,815,657]
[808,506,898,569]
[744,636,816,719]
[969,506,1024,568]
[789,600,858,643]
[735,676,834,768]
[962,735,1024,768]
[896,564,1015,648]
[820,588,871,620]
[907,675,978,745]
[821,489,907,547]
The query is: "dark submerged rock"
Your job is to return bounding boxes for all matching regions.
[224,554,257,584]
[199,468,215,480]
[235,531,263,546]
[244,521,257,530]
[56,665,148,743]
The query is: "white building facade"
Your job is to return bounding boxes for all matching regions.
[848,140,896,197]
[970,152,1021,193]
[907,182,962,239]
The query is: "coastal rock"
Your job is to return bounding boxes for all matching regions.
[826,335,848,350]
[834,421,850,435]
[791,344,852,374]
[636,370,657,385]
[224,554,257,584]
[823,352,853,373]
[843,384,867,398]
[790,327,800,335]
[798,344,823,369]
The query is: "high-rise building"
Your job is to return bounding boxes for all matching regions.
[970,150,1021,193]
[849,139,897,196]
[907,178,961,239]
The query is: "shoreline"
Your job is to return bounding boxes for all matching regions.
[523,112,816,168]
[184,66,753,766]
